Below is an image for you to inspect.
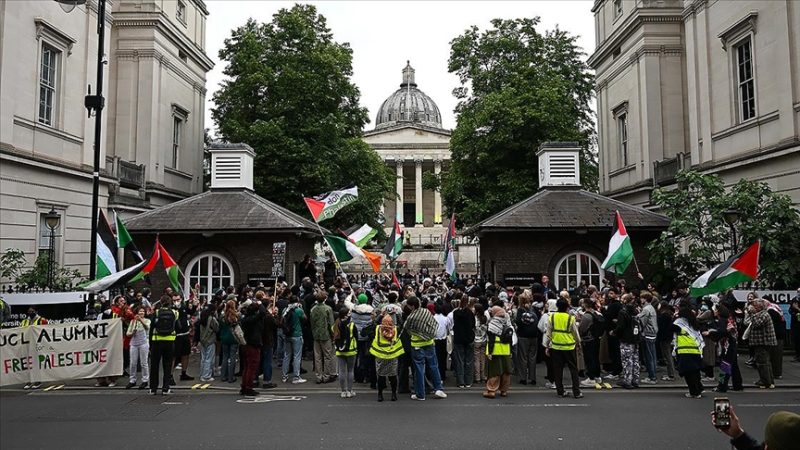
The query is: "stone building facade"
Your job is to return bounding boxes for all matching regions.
[588,0,800,207]
[0,0,212,282]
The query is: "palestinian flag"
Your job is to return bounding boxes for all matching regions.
[115,211,143,262]
[324,235,382,273]
[340,224,377,248]
[159,241,184,295]
[391,271,401,289]
[96,210,118,277]
[691,241,760,297]
[303,186,358,222]
[382,218,403,259]
[601,211,634,275]
[80,244,158,293]
[443,213,457,281]
[128,240,161,284]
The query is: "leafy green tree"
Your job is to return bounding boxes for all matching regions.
[212,5,392,230]
[0,248,82,290]
[649,171,800,289]
[441,17,597,226]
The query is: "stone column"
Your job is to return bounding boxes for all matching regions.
[395,159,404,223]
[415,158,423,227]
[434,159,442,226]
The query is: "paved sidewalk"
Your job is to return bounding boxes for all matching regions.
[4,352,799,393]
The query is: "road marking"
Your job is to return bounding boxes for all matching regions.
[326,403,590,407]
[43,385,56,391]
[191,384,201,389]
[54,385,64,390]
[201,383,211,389]
[738,403,800,407]
[162,401,186,405]
[237,395,307,404]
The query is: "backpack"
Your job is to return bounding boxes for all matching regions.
[500,324,514,344]
[281,305,296,337]
[154,308,176,336]
[589,311,606,339]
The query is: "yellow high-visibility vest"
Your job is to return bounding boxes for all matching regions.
[20,317,42,327]
[333,322,358,357]
[676,328,701,355]
[550,312,576,351]
[151,309,179,342]
[410,333,434,349]
[486,335,511,356]
[369,327,404,360]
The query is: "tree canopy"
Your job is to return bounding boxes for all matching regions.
[648,171,800,289]
[212,5,392,230]
[440,17,597,226]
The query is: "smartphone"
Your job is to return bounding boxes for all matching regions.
[713,397,731,428]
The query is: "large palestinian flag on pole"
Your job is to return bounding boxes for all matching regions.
[601,211,634,275]
[382,218,403,260]
[159,241,184,295]
[81,243,159,293]
[96,210,118,277]
[443,213,457,281]
[115,211,143,262]
[324,235,382,273]
[303,186,358,222]
[340,224,377,248]
[691,241,760,297]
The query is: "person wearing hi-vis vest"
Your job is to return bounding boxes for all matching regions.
[544,299,584,399]
[333,307,358,398]
[149,295,179,395]
[672,304,705,398]
[21,307,48,390]
[403,296,447,401]
[483,306,513,399]
[370,313,405,402]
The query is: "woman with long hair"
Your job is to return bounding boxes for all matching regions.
[673,305,705,398]
[218,300,240,383]
[333,307,358,398]
[713,304,743,392]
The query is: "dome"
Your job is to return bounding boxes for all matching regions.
[374,61,443,130]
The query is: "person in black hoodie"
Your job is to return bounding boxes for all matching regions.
[515,291,539,385]
[603,288,623,378]
[612,293,640,389]
[656,302,676,381]
[452,297,476,388]
[240,302,266,396]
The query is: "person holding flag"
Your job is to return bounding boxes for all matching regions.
[601,211,636,277]
[443,213,457,282]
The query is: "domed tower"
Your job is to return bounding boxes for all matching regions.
[374,61,443,130]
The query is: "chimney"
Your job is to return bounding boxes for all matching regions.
[208,142,255,190]
[537,141,581,188]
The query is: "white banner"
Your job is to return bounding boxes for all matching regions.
[2,292,89,305]
[0,319,123,386]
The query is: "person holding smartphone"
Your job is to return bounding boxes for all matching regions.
[126,306,150,389]
[712,402,800,449]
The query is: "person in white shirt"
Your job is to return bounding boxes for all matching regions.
[434,304,453,382]
[126,306,150,390]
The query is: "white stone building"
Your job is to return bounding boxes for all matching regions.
[361,62,476,271]
[0,0,212,281]
[588,0,800,207]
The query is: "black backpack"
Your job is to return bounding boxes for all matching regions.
[500,325,514,344]
[589,311,606,339]
[154,308,176,336]
[281,306,296,337]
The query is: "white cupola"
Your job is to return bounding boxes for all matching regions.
[208,142,255,190]
[536,142,581,188]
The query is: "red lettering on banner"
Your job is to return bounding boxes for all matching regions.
[99,348,107,363]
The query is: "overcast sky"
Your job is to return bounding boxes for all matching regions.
[204,1,595,136]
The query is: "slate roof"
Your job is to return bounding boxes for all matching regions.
[467,187,669,234]
[125,189,323,234]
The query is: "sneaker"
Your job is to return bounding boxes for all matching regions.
[292,377,307,385]
[126,382,136,389]
[175,364,182,370]
[31,382,42,389]
[617,381,633,389]
[200,377,215,382]
[139,382,148,390]
[685,393,702,399]
[281,375,290,383]
[410,394,425,401]
[149,389,157,395]
[661,375,675,381]
[94,381,107,387]
[434,390,447,399]
[108,382,116,387]
[349,390,356,398]
[580,378,596,388]
[23,383,32,390]
[162,388,171,395]
[574,392,584,399]
[179,374,194,381]
[641,378,657,385]
[701,376,715,383]
[604,374,619,381]
[768,384,776,389]
[465,384,472,388]
[544,381,555,389]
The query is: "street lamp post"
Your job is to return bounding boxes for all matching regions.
[44,207,61,289]
[55,0,106,289]
[723,209,740,254]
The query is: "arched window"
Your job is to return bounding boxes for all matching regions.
[186,253,233,301]
[555,252,604,292]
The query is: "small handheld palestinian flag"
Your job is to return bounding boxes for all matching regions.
[96,210,118,278]
[383,218,403,260]
[443,213,457,281]
[159,241,184,295]
[340,224,377,248]
[691,241,760,297]
[324,235,382,273]
[303,186,358,222]
[601,211,634,275]
[81,242,159,293]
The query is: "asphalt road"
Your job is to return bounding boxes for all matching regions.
[2,388,799,450]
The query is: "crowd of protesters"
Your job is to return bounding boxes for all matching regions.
[7,263,800,401]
